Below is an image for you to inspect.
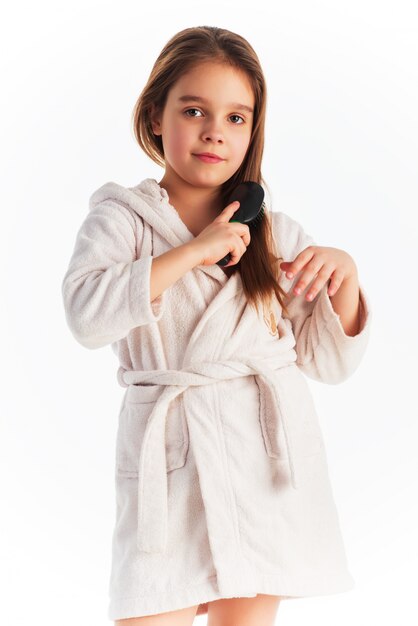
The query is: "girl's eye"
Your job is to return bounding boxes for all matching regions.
[184,108,245,124]
[230,114,245,124]
[184,108,203,118]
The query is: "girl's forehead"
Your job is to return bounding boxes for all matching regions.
[169,64,254,104]
[177,61,249,84]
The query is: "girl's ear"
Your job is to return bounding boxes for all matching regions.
[149,103,162,135]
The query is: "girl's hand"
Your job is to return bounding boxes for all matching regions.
[192,201,251,267]
[280,246,358,301]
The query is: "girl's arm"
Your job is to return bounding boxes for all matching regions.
[150,241,202,302]
[272,211,372,384]
[61,200,197,349]
[61,200,161,349]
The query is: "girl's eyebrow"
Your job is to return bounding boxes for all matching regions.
[178,95,254,114]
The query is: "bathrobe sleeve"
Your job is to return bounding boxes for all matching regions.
[61,200,167,349]
[272,211,372,384]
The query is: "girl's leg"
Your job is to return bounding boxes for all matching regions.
[114,604,199,626]
[207,593,282,626]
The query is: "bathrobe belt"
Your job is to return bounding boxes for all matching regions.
[120,356,298,554]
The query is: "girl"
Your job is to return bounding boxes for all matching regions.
[62,26,372,626]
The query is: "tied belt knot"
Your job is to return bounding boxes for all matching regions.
[118,356,298,554]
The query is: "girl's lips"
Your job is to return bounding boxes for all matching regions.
[193,154,224,163]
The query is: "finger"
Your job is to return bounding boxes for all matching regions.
[293,258,326,296]
[237,223,251,247]
[302,266,334,301]
[283,247,315,279]
[326,271,343,297]
[225,222,250,249]
[226,233,247,266]
[280,262,295,278]
[216,201,240,222]
[239,234,248,257]
[225,245,240,266]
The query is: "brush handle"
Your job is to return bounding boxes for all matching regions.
[217,252,232,267]
[217,255,231,267]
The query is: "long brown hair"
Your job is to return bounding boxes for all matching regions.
[132,25,289,317]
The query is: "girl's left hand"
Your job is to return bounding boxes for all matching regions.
[280,246,358,301]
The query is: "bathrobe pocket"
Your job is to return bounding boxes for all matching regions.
[257,365,323,460]
[116,384,189,477]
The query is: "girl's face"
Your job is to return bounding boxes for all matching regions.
[151,62,255,191]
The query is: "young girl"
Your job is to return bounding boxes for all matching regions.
[62,26,371,626]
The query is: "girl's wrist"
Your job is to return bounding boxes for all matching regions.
[184,240,205,267]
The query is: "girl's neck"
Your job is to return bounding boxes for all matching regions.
[158,176,223,217]
[158,178,223,237]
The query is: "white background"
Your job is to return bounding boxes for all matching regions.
[1,1,417,624]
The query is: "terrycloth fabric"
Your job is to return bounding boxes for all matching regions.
[61,178,372,621]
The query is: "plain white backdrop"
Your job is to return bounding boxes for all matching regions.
[1,1,417,624]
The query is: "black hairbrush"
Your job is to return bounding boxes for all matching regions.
[216,181,265,267]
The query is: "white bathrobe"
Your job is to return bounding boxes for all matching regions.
[61,177,372,621]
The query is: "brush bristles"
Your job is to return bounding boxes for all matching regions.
[249,201,265,229]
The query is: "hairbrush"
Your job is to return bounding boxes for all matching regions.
[216,181,265,267]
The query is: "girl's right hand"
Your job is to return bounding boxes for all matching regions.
[191,201,251,267]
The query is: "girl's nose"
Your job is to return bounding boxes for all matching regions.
[201,120,224,143]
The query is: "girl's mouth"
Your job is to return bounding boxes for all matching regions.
[193,154,224,164]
